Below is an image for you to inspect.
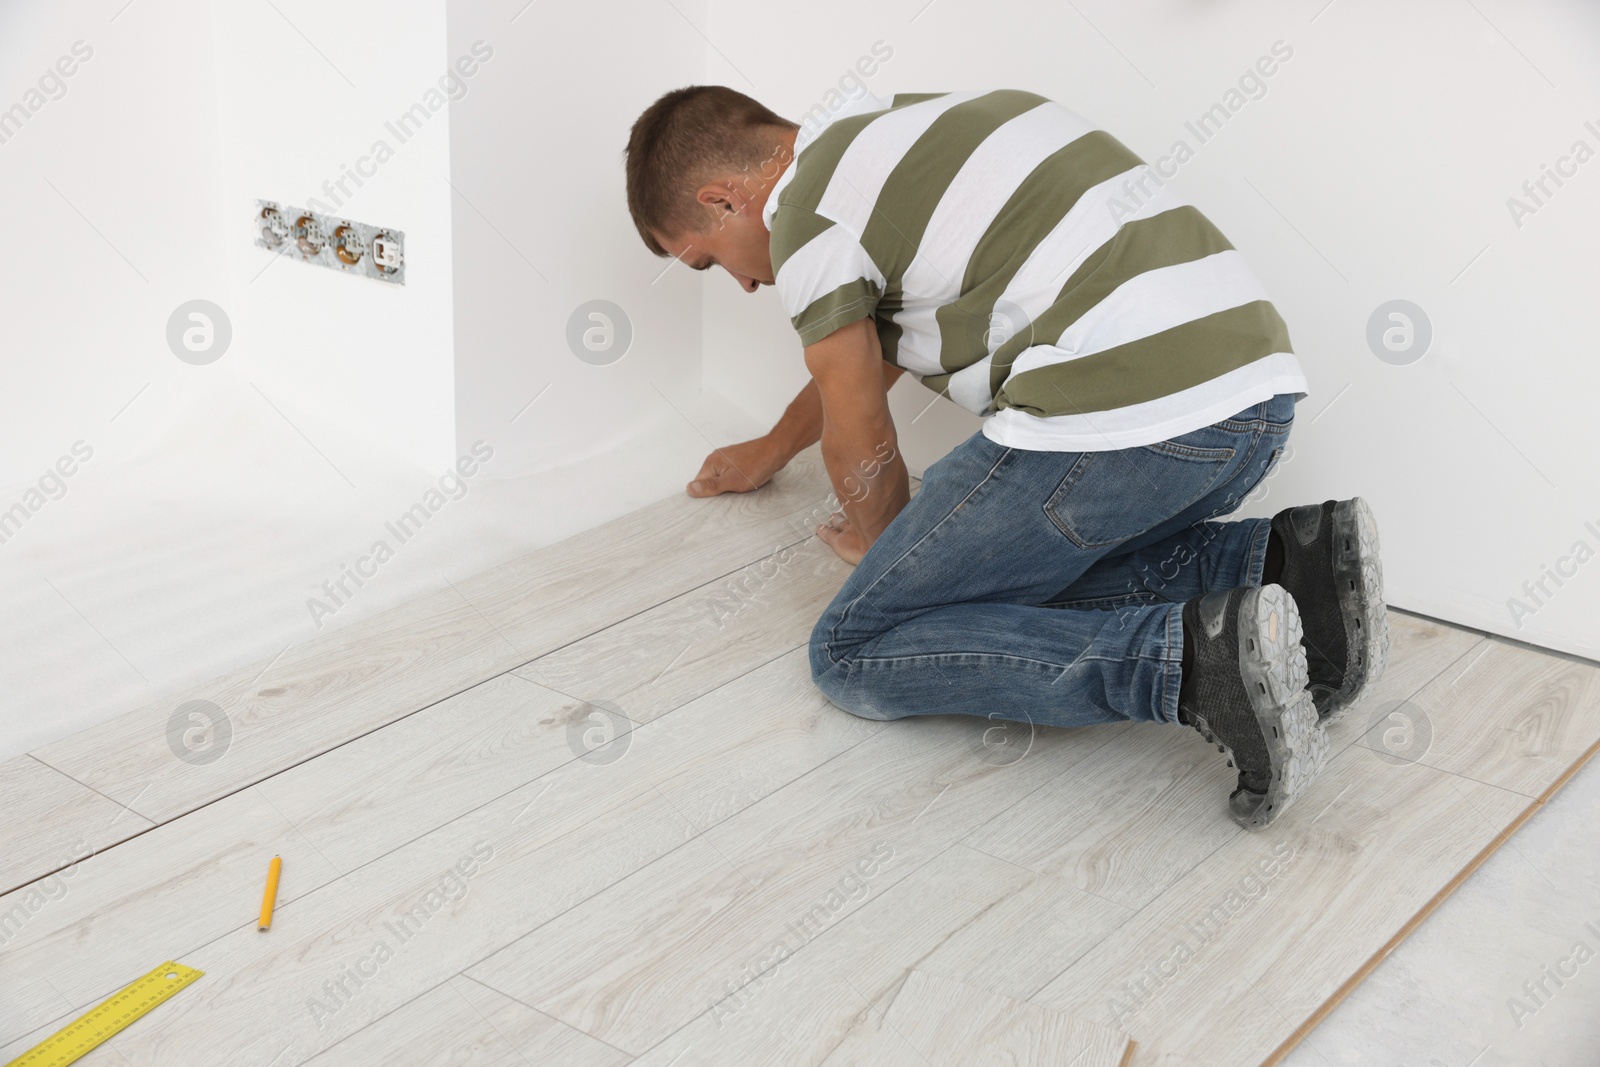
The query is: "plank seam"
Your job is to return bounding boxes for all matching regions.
[1258,728,1600,1066]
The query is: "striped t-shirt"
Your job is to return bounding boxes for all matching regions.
[764,89,1309,451]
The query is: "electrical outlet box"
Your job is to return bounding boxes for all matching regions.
[255,200,405,285]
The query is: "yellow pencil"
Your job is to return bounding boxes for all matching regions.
[258,855,282,931]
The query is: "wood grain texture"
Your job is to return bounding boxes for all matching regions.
[1364,635,1600,798]
[27,650,877,1065]
[1030,741,1530,1065]
[820,969,1130,1066]
[13,447,835,893]
[31,582,523,825]
[514,533,852,726]
[466,713,1129,1053]
[1322,608,1487,755]
[0,755,150,896]
[451,446,837,665]
[622,844,1127,1067]
[962,724,1244,913]
[251,672,589,870]
[0,783,346,1048]
[301,975,630,1067]
[851,844,1126,1011]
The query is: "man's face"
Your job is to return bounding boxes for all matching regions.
[654,183,776,293]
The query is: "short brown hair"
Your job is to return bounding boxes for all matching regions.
[625,85,799,257]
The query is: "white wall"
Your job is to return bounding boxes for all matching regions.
[0,0,762,762]
[213,0,458,473]
[446,0,710,476]
[699,0,1600,661]
[0,1,228,490]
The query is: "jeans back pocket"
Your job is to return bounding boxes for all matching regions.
[1044,440,1238,549]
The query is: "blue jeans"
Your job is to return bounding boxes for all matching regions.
[808,392,1296,729]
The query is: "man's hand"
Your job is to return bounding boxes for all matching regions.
[687,436,786,497]
[815,510,870,565]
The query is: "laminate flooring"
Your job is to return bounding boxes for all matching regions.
[3,443,1596,1066]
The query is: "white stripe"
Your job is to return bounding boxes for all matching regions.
[944,167,1191,414]
[1001,164,1189,324]
[1006,250,1269,379]
[764,89,894,231]
[901,103,1097,298]
[773,223,887,320]
[980,354,1308,451]
[816,91,987,233]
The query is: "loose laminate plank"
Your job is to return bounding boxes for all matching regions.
[1029,741,1530,1065]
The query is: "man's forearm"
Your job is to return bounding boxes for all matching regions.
[767,380,824,463]
[768,362,905,464]
[819,411,910,545]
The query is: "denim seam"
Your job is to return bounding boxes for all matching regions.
[1162,603,1182,724]
[843,651,1110,672]
[1041,591,1166,610]
[1247,516,1274,588]
[823,445,1016,667]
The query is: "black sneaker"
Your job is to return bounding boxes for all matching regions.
[1177,584,1329,830]
[1269,498,1391,725]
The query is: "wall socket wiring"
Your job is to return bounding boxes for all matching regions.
[255,200,405,285]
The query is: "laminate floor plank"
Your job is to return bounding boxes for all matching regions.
[30,583,522,827]
[620,843,1126,1066]
[450,447,835,669]
[513,534,850,726]
[18,447,835,886]
[0,782,346,1048]
[1319,608,1488,755]
[1,649,877,1066]
[1369,636,1600,798]
[909,847,1135,1004]
[0,754,150,896]
[819,969,1131,1066]
[962,725,1241,914]
[300,975,630,1067]
[465,712,1130,1053]
[1029,742,1531,1064]
[250,672,594,870]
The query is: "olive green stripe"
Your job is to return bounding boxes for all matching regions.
[780,93,953,218]
[959,130,1143,296]
[924,131,1145,375]
[793,279,884,346]
[995,300,1293,415]
[985,205,1238,386]
[769,206,839,278]
[890,92,950,107]
[855,91,1050,289]
[877,294,907,367]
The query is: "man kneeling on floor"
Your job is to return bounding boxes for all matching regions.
[624,85,1391,830]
